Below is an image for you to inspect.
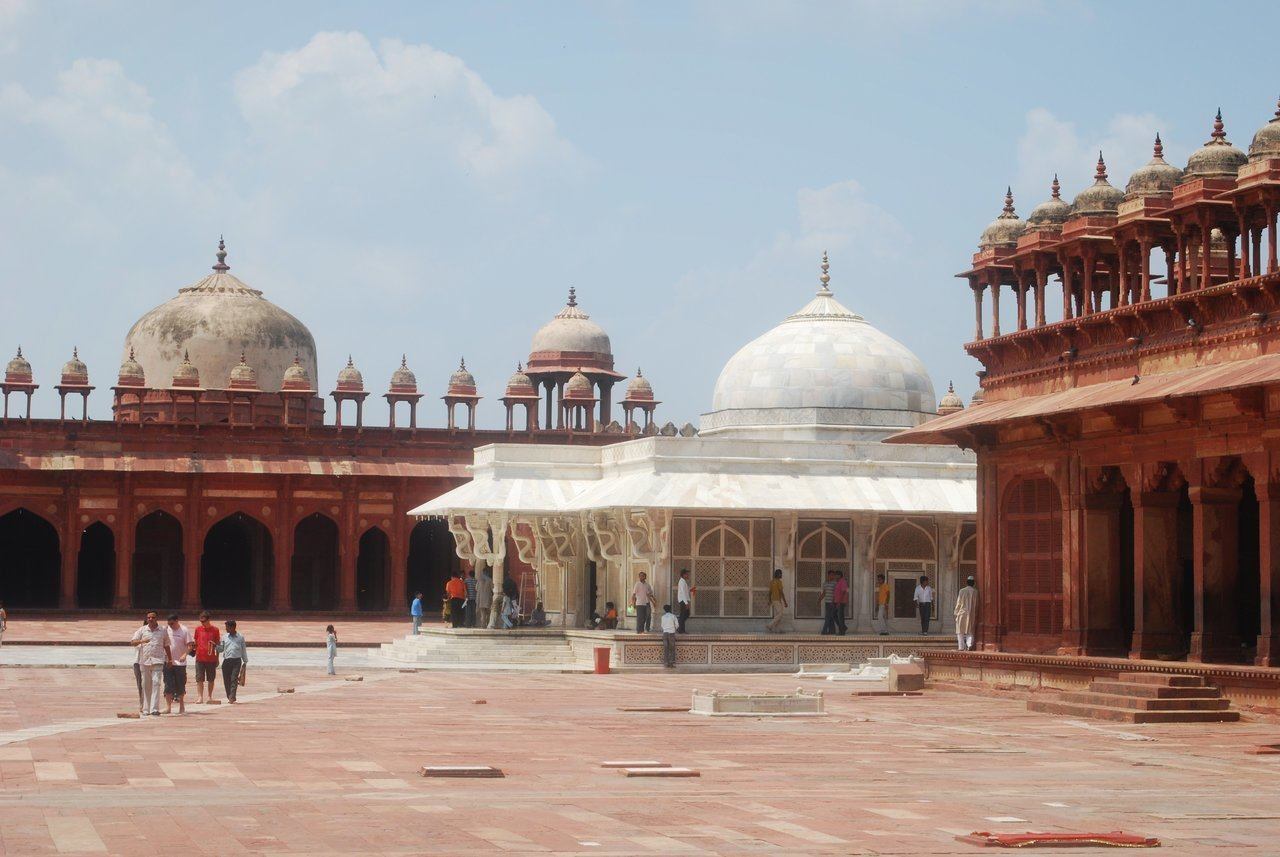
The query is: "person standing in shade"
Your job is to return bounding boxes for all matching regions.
[954,576,978,651]
[819,570,839,635]
[193,611,220,704]
[445,571,468,629]
[216,620,247,704]
[660,604,678,668]
[874,574,891,635]
[631,571,655,633]
[410,592,424,635]
[501,575,519,626]
[914,575,934,634]
[464,570,478,628]
[326,625,338,674]
[833,571,849,636]
[162,614,192,715]
[676,569,694,633]
[0,601,6,650]
[478,568,494,627]
[764,569,788,633]
[130,611,169,716]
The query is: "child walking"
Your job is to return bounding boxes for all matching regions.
[326,625,338,675]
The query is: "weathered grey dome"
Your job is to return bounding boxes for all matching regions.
[123,239,317,396]
[970,387,985,406]
[1026,176,1071,227]
[1248,98,1280,162]
[626,368,654,399]
[504,364,534,394]
[565,370,594,398]
[336,356,364,390]
[937,381,964,415]
[117,348,145,386]
[978,188,1025,249]
[171,351,200,387]
[227,353,258,388]
[447,358,476,392]
[704,254,936,439]
[1125,134,1183,199]
[390,355,417,391]
[1184,110,1247,179]
[1072,153,1124,216]
[5,347,31,382]
[281,355,312,390]
[530,288,612,357]
[60,348,88,383]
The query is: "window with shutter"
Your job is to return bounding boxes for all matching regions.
[1002,477,1063,640]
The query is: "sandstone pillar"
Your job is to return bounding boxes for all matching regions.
[1188,484,1241,662]
[1080,490,1125,655]
[1128,491,1182,659]
[1256,479,1280,665]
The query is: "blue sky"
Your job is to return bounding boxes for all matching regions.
[2,0,1278,425]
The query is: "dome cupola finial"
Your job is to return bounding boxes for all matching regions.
[567,286,577,308]
[1002,186,1015,215]
[1095,151,1108,182]
[1212,108,1226,141]
[1051,174,1060,199]
[1153,132,1164,159]
[817,251,832,296]
[213,236,229,273]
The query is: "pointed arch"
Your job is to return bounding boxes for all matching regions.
[291,513,339,611]
[201,512,274,610]
[76,521,115,608]
[356,526,390,611]
[133,510,183,608]
[0,507,61,607]
[795,519,853,619]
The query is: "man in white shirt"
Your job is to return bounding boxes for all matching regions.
[130,611,171,716]
[631,572,656,633]
[913,575,935,635]
[676,569,694,634]
[163,614,192,715]
[659,604,679,668]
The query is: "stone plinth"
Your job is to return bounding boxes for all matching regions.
[690,687,824,716]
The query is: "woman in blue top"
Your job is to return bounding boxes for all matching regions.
[325,625,338,675]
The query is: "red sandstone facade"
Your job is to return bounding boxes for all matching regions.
[892,102,1280,667]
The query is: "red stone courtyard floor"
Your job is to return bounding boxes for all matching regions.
[0,666,1277,854]
[0,615,411,646]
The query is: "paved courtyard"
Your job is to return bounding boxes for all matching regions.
[1,660,1278,855]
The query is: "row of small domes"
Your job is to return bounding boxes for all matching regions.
[4,345,655,401]
[979,100,1280,249]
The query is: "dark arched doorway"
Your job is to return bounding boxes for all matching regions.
[0,508,61,607]
[133,511,183,608]
[291,513,339,611]
[201,513,273,610]
[357,528,390,611]
[76,522,115,608]
[406,520,457,613]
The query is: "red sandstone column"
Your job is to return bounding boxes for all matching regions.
[1058,459,1086,656]
[271,516,292,612]
[1139,240,1152,302]
[1188,481,1242,663]
[1016,273,1028,331]
[181,501,201,611]
[971,280,984,340]
[1127,488,1183,659]
[1034,264,1047,326]
[115,484,135,609]
[1256,477,1280,665]
[1080,490,1125,655]
[977,458,1002,651]
[339,489,358,612]
[60,488,78,609]
[990,278,1001,337]
[1268,205,1278,274]
[1060,264,1073,321]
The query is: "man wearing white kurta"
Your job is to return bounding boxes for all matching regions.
[676,569,693,634]
[954,576,978,651]
[130,611,170,716]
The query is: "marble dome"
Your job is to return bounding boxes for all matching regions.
[123,239,317,395]
[703,254,937,440]
[1183,110,1247,179]
[529,288,612,358]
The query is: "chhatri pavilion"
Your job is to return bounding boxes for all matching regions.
[414,255,976,650]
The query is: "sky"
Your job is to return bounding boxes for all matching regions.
[1,0,1279,426]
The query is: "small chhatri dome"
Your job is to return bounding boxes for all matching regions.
[1248,95,1280,163]
[280,353,312,391]
[447,357,477,393]
[978,187,1026,249]
[565,369,595,399]
[1026,175,1071,227]
[227,351,259,389]
[60,347,89,385]
[970,386,985,406]
[390,355,417,392]
[336,356,364,391]
[1184,109,1247,179]
[529,287,613,362]
[1125,134,1183,199]
[504,363,534,395]
[117,347,145,387]
[937,381,964,416]
[5,346,32,383]
[1071,152,1124,216]
[625,367,654,400]
[171,350,200,388]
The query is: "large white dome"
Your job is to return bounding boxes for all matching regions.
[702,256,936,440]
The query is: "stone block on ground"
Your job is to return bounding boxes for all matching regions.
[345,675,364,682]
[117,712,141,719]
[622,767,699,777]
[691,688,824,716]
[419,765,504,778]
[277,687,295,693]
[473,699,487,704]
[889,662,926,692]
[207,699,222,705]
[600,760,667,768]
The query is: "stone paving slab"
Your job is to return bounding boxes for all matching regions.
[0,666,1278,854]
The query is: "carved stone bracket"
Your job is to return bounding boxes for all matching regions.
[447,514,477,564]
[623,508,670,563]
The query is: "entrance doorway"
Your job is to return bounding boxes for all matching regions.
[133,511,183,608]
[406,520,457,612]
[0,508,60,607]
[76,522,115,608]
[356,528,390,611]
[291,514,339,611]
[201,513,273,610]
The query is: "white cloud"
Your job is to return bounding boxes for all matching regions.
[234,31,578,182]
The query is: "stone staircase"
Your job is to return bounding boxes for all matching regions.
[380,629,589,671]
[1027,672,1241,723]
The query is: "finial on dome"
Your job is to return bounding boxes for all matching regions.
[459,356,466,370]
[567,286,577,308]
[346,355,354,367]
[401,354,408,368]
[213,236,229,272]
[72,346,78,359]
[517,361,523,371]
[1274,95,1280,121]
[1095,151,1108,181]
[636,367,643,377]
[128,347,135,359]
[1051,174,1060,199]
[1002,186,1015,214]
[948,380,955,392]
[183,349,190,362]
[15,345,22,358]
[239,350,246,363]
[1153,133,1163,159]
[817,251,832,295]
[1211,108,1226,141]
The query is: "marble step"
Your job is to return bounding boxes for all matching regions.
[1060,691,1231,711]
[1087,681,1222,699]
[1027,698,1240,724]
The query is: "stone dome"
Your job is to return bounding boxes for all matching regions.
[625,368,654,400]
[447,358,477,393]
[117,348,145,387]
[529,288,612,359]
[60,348,88,384]
[1248,98,1280,163]
[970,386,985,406]
[1026,176,1071,228]
[171,351,200,388]
[281,355,312,391]
[227,353,258,389]
[565,370,594,399]
[1072,153,1124,216]
[123,239,317,396]
[504,364,535,395]
[703,253,937,440]
[336,356,364,391]
[5,347,32,383]
[977,188,1025,249]
[937,381,964,416]
[1184,110,1247,179]
[389,356,417,392]
[1125,134,1183,199]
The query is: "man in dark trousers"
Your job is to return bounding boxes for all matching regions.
[676,568,694,633]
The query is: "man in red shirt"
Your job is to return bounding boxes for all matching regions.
[445,571,468,629]
[193,611,221,704]
[833,571,849,636]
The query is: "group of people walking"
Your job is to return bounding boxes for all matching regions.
[129,611,248,715]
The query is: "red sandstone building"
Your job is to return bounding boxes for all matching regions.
[0,242,665,615]
[892,100,1280,667]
